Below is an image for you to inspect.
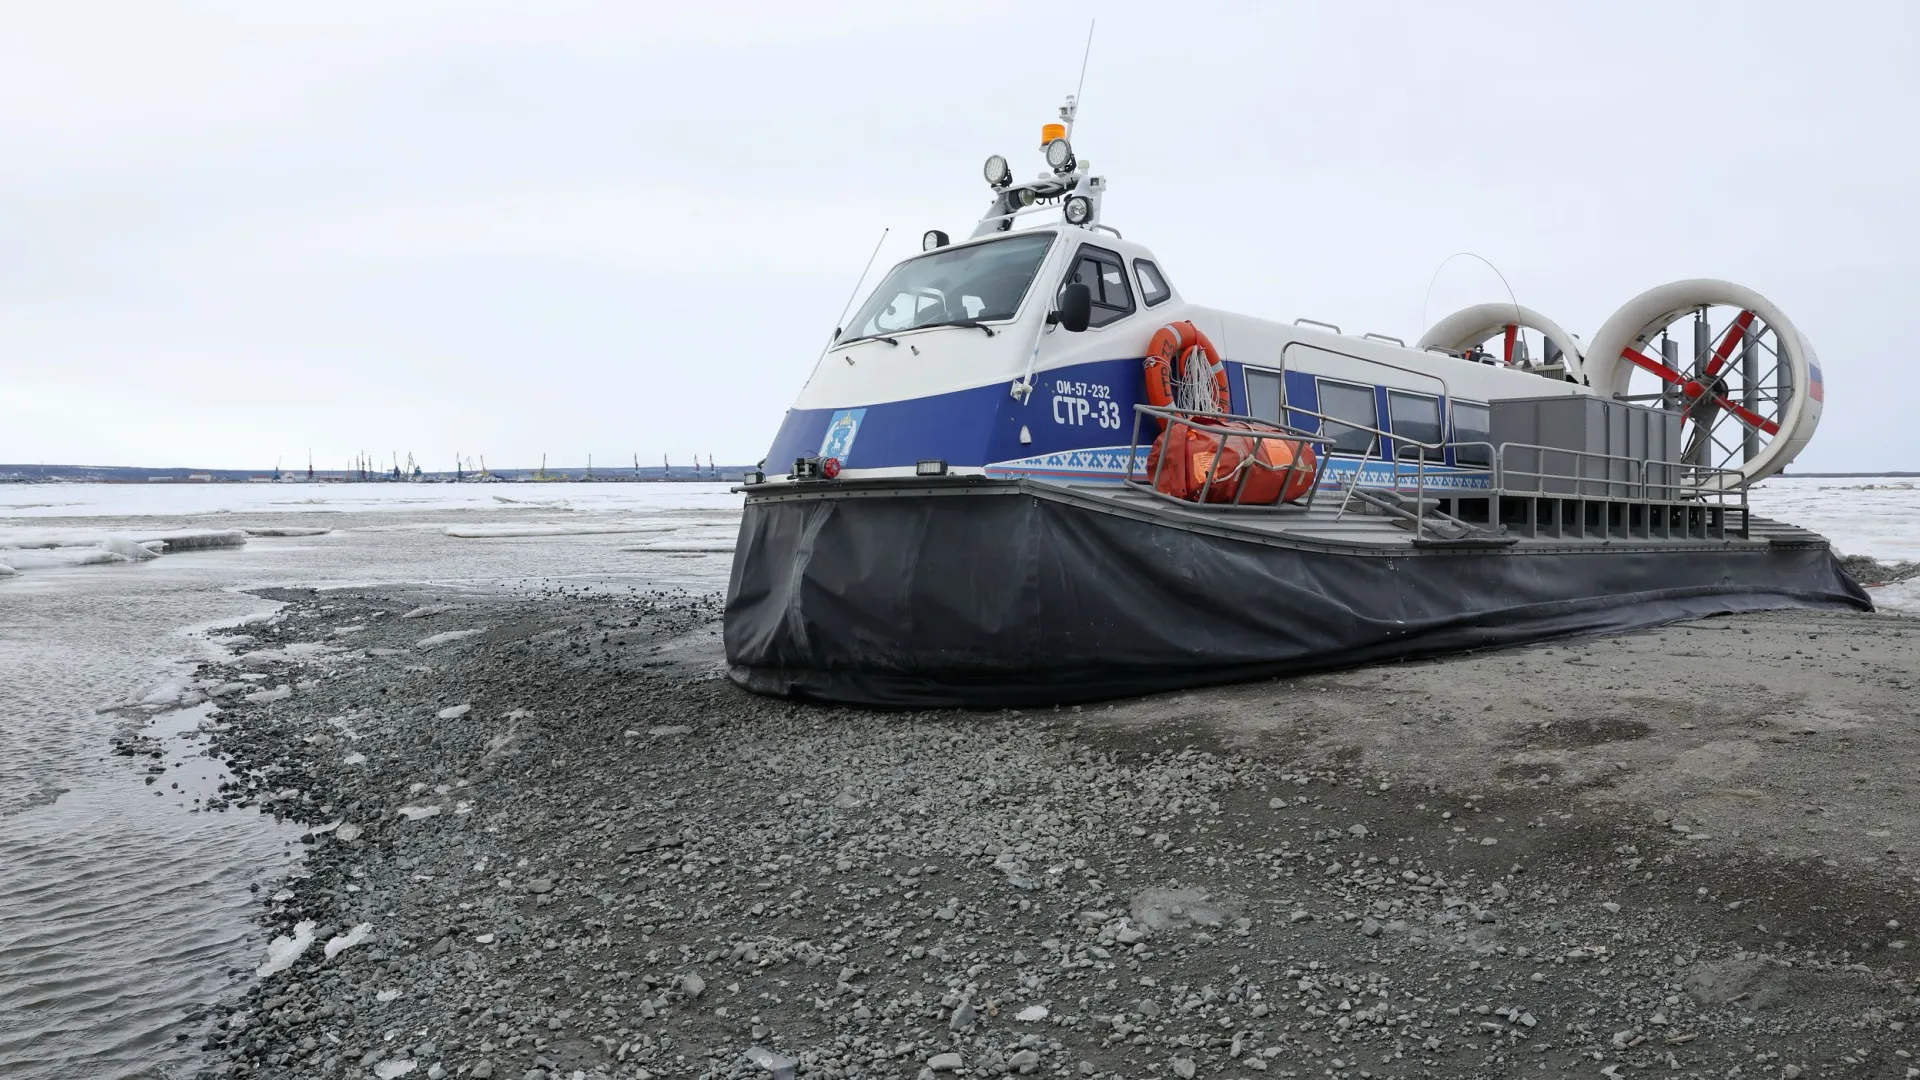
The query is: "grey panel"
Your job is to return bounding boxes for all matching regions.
[1490,395,1680,497]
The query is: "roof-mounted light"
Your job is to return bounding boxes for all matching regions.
[983,154,1011,189]
[922,229,949,251]
[1063,196,1093,226]
[1040,122,1066,147]
[1044,136,1075,174]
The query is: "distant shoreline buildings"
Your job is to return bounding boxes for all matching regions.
[0,462,758,484]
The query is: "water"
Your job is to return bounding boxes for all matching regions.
[1,475,1915,1078]
[0,483,742,1080]
[1747,475,1920,562]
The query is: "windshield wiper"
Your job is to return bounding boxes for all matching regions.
[837,334,900,347]
[915,319,996,337]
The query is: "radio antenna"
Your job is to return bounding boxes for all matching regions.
[1065,20,1095,137]
[831,227,890,342]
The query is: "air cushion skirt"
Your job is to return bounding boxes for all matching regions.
[723,480,1871,709]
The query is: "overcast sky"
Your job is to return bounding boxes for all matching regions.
[2,1,1914,471]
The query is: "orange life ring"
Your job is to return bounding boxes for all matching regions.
[1144,321,1230,413]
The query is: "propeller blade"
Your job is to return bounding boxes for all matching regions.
[1621,347,1689,385]
[1701,310,1756,380]
[1712,394,1780,436]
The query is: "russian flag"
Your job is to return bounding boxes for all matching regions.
[1808,362,1824,402]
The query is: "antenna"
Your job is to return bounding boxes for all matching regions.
[1065,20,1096,137]
[831,227,890,341]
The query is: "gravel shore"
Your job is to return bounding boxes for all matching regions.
[185,584,1918,1080]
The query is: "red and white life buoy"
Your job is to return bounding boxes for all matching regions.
[1144,321,1230,414]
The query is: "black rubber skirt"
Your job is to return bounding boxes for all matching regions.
[723,482,1871,708]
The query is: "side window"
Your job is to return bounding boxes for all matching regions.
[1135,260,1172,307]
[1453,401,1491,466]
[1317,380,1379,456]
[1388,391,1442,460]
[1244,368,1284,425]
[1061,245,1135,328]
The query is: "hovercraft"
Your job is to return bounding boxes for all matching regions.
[724,98,1869,707]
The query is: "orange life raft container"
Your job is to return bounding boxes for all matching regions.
[1144,417,1318,505]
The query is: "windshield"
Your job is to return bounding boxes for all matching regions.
[840,232,1055,342]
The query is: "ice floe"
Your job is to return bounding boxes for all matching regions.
[257,920,316,978]
[0,526,245,577]
[443,523,674,539]
[1873,578,1920,616]
[415,629,484,649]
[323,922,373,959]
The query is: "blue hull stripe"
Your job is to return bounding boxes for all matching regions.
[764,357,1486,485]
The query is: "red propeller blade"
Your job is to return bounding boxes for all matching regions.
[1702,310,1756,380]
[1625,345,1779,436]
[1621,347,1688,385]
[1712,394,1780,436]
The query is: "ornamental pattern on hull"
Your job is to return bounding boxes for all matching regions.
[984,447,1494,490]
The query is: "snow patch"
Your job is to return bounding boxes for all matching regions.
[436,703,472,720]
[373,1059,416,1079]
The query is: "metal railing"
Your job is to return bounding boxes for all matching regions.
[1125,404,1333,514]
[1124,403,1753,542]
[1491,442,1749,539]
[1128,402,1498,539]
[1495,443,1750,506]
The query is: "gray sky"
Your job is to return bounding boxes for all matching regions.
[2,1,1915,471]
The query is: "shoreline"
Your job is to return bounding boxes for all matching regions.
[185,584,1918,1080]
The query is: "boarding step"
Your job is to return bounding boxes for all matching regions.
[1347,489,1501,543]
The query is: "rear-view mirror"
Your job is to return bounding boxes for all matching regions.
[1058,283,1092,333]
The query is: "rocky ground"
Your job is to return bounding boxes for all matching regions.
[1835,556,1918,587]
[173,584,1918,1080]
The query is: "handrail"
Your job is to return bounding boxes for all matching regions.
[1293,317,1343,334]
[1269,401,1445,460]
[1284,340,1455,431]
[1125,405,1749,543]
[1496,442,1648,501]
[1361,332,1407,347]
[1129,403,1505,539]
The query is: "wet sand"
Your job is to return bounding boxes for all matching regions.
[181,582,1918,1080]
